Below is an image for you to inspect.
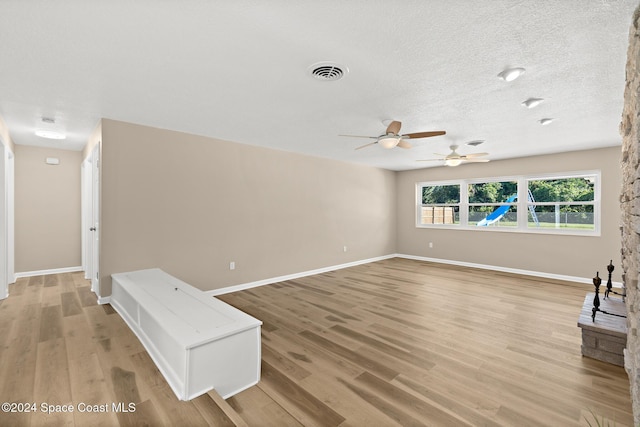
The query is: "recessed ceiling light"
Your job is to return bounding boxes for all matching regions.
[538,118,554,126]
[35,129,66,140]
[497,67,526,82]
[522,98,544,108]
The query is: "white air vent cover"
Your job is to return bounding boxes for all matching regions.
[308,62,348,81]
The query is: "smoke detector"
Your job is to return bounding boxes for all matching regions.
[308,62,348,81]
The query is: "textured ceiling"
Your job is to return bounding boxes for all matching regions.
[0,0,637,171]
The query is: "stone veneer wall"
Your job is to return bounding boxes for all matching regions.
[621,5,640,425]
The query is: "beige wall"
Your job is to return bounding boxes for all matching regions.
[15,145,82,272]
[96,118,622,295]
[396,146,622,282]
[99,119,397,295]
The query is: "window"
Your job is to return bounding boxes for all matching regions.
[527,176,596,230]
[419,183,460,225]
[468,180,518,228]
[416,171,600,235]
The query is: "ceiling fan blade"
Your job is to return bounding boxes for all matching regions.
[386,121,402,135]
[355,141,378,150]
[463,158,490,163]
[463,152,489,158]
[434,153,450,157]
[339,134,378,139]
[417,158,446,162]
[396,139,412,149]
[403,131,446,139]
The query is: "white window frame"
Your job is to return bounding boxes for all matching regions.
[416,170,601,236]
[416,180,462,226]
[467,177,519,228]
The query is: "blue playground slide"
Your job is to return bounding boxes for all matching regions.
[477,195,517,226]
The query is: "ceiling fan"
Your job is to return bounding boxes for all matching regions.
[418,144,490,167]
[339,120,445,150]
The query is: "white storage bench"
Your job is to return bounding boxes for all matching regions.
[110,268,262,400]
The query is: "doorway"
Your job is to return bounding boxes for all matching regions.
[81,142,100,298]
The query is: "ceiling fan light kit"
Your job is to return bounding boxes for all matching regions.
[378,136,400,149]
[340,120,445,151]
[417,144,489,167]
[445,158,463,167]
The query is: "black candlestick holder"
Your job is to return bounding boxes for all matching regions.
[603,260,626,301]
[592,266,626,322]
[591,272,601,322]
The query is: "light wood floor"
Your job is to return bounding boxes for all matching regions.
[0,258,634,426]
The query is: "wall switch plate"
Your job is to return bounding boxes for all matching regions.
[230,261,235,270]
[429,242,433,248]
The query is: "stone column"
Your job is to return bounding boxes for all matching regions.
[621,5,640,425]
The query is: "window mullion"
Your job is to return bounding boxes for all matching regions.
[460,182,468,226]
[517,177,528,230]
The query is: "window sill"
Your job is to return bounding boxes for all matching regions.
[415,224,600,237]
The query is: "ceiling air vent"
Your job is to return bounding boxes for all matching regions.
[466,140,485,147]
[308,62,348,81]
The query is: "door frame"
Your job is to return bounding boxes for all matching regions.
[0,136,14,299]
[7,149,14,286]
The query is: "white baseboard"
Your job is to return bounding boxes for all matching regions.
[395,254,624,288]
[97,295,111,305]
[208,253,623,296]
[206,254,397,296]
[15,266,83,279]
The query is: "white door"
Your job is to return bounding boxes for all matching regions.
[81,158,92,280]
[90,144,100,295]
[81,144,100,296]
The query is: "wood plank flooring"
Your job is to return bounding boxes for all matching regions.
[218,258,634,427]
[0,258,634,426]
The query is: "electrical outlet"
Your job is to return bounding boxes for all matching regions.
[229,261,235,270]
